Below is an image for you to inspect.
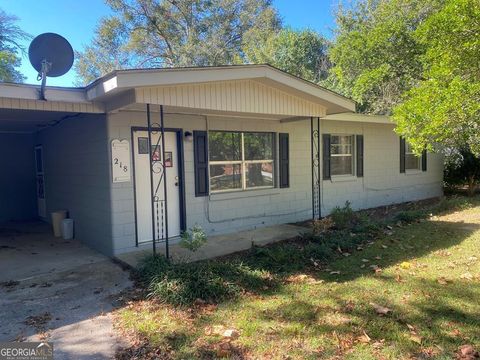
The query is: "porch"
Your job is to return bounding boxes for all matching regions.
[115,222,306,267]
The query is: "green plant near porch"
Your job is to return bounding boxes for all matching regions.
[178,224,208,253]
[118,195,480,359]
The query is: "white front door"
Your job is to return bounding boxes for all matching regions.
[34,145,47,219]
[133,130,181,244]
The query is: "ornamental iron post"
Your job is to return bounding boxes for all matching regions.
[311,117,321,220]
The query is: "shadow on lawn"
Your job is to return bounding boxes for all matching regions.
[136,217,479,307]
[123,202,480,358]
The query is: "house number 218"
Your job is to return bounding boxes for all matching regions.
[114,158,128,172]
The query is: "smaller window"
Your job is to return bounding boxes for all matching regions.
[405,143,420,170]
[331,135,354,176]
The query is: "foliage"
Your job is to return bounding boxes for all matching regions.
[75,0,281,85]
[179,224,207,253]
[444,148,480,196]
[312,217,334,235]
[393,0,480,156]
[329,201,356,229]
[242,28,330,83]
[328,0,442,114]
[138,255,275,306]
[0,9,31,83]
[120,195,480,359]
[394,209,427,223]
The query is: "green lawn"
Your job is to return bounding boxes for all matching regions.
[115,196,480,359]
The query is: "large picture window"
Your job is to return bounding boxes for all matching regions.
[209,131,274,192]
[331,135,354,176]
[405,142,420,170]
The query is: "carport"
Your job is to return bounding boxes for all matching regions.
[0,83,105,250]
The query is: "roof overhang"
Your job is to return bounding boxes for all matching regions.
[86,65,356,115]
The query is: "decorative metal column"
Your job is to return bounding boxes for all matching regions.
[146,104,170,259]
[159,105,169,259]
[146,104,157,254]
[311,117,321,220]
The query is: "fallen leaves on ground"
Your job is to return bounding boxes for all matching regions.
[437,277,450,285]
[456,345,479,360]
[370,302,392,316]
[460,272,474,281]
[24,312,52,330]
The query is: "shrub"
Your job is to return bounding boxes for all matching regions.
[179,224,207,252]
[330,201,356,229]
[395,209,428,223]
[138,255,278,306]
[433,196,473,214]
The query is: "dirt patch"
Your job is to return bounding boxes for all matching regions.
[24,312,52,331]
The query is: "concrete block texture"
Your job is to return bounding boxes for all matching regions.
[108,112,443,255]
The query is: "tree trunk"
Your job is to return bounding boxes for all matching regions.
[467,175,476,196]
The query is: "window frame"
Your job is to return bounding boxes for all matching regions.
[405,142,421,171]
[208,131,275,193]
[330,134,356,177]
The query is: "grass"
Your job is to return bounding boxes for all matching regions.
[115,195,480,359]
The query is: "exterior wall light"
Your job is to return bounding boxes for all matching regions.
[184,131,193,142]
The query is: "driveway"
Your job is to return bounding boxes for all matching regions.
[0,222,132,359]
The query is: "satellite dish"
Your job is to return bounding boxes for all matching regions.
[28,33,74,100]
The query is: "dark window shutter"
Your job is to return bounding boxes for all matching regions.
[400,137,406,173]
[279,133,289,188]
[193,131,209,196]
[421,149,427,172]
[356,135,364,177]
[322,134,331,180]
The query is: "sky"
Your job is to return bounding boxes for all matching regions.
[0,0,339,87]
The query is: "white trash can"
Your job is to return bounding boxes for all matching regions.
[62,218,74,240]
[51,210,68,237]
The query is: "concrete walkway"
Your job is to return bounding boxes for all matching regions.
[116,223,305,267]
[0,222,132,359]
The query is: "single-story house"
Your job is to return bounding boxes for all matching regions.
[0,65,443,256]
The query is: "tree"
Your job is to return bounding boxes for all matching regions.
[0,9,30,83]
[393,0,480,156]
[328,0,442,114]
[75,0,281,85]
[444,148,480,196]
[242,28,330,83]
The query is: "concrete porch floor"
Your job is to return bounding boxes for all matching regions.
[116,223,306,268]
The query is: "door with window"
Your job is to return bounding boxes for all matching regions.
[34,145,46,219]
[133,130,181,244]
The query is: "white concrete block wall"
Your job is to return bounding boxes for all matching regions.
[320,120,443,214]
[108,112,443,255]
[107,110,312,254]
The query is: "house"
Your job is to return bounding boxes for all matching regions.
[0,65,443,257]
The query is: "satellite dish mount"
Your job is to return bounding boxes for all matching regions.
[29,33,74,100]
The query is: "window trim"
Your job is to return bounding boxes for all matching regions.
[330,134,356,177]
[208,131,275,194]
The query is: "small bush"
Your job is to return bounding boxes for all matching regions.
[395,209,428,223]
[138,255,278,306]
[330,201,356,229]
[179,224,207,253]
[433,196,473,214]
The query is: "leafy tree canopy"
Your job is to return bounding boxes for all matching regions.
[329,0,442,114]
[241,28,330,83]
[0,9,30,83]
[393,0,480,156]
[75,0,281,85]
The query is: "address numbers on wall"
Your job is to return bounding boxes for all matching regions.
[111,139,131,183]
